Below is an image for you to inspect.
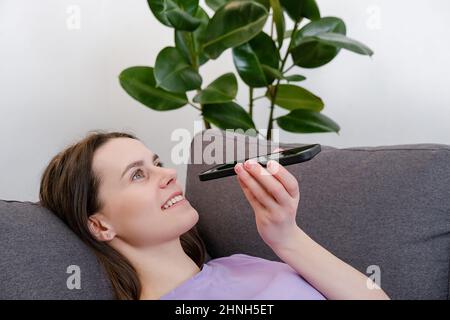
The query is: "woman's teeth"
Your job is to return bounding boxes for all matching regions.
[163,195,184,210]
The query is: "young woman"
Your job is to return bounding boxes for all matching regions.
[39,131,390,300]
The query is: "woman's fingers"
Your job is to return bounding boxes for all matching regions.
[236,175,265,212]
[242,160,292,205]
[266,160,300,198]
[268,147,299,198]
[234,163,278,210]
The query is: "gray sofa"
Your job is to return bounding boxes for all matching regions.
[1,128,449,299]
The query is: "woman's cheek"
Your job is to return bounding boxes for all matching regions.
[116,210,167,246]
[112,194,165,245]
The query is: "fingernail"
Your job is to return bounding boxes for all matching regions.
[235,163,242,173]
[267,160,278,173]
[267,160,273,173]
[245,159,257,169]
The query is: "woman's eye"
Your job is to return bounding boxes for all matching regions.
[131,162,163,181]
[131,169,145,181]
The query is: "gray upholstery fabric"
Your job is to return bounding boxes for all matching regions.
[0,200,113,299]
[1,128,449,299]
[186,129,450,300]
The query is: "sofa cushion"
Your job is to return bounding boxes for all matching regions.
[185,129,450,300]
[0,200,114,299]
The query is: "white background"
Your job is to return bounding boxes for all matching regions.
[1,0,449,201]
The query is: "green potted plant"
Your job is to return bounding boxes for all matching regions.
[119,0,373,141]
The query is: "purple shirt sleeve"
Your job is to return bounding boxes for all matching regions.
[159,253,326,300]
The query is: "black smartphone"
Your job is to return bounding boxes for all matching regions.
[198,144,321,181]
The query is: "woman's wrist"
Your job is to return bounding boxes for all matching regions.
[270,225,308,258]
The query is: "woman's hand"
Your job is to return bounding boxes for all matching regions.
[235,149,391,300]
[234,148,301,251]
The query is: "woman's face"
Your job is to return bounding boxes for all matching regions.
[91,137,199,247]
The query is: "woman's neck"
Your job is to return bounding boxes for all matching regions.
[112,237,201,300]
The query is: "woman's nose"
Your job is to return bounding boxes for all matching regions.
[159,167,177,188]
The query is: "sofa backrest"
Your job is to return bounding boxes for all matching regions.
[185,129,450,300]
[1,128,449,299]
[0,200,113,299]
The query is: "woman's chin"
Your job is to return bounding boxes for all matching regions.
[187,206,200,224]
[163,200,199,220]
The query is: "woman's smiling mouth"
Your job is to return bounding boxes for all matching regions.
[162,194,186,211]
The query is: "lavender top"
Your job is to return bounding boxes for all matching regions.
[159,253,326,300]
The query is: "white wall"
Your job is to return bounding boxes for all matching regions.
[1,0,449,201]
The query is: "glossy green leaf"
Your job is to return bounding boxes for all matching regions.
[280,0,320,22]
[276,109,340,133]
[261,64,283,79]
[301,0,320,21]
[284,74,306,82]
[270,0,285,48]
[312,32,374,56]
[175,7,210,66]
[253,0,270,9]
[261,66,306,83]
[291,17,346,68]
[206,0,270,12]
[292,41,339,69]
[148,0,200,31]
[202,102,256,133]
[232,42,266,87]
[154,47,202,93]
[203,1,269,59]
[119,66,188,111]
[205,0,226,11]
[193,73,238,104]
[232,32,279,87]
[166,4,201,31]
[266,84,323,111]
[297,16,346,37]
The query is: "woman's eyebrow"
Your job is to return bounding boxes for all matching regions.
[120,154,159,180]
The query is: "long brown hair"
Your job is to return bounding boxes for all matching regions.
[38,130,206,299]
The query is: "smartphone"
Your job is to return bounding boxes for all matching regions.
[198,144,321,181]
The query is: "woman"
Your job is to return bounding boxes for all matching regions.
[39,130,390,300]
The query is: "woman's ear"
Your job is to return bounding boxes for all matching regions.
[87,214,116,242]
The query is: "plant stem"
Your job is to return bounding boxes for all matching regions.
[266,20,301,141]
[249,87,254,117]
[266,87,277,141]
[258,131,267,140]
[270,11,274,38]
[203,118,211,130]
[280,20,300,73]
[189,32,200,71]
[195,89,211,130]
[189,32,211,130]
[188,102,201,111]
[283,64,295,73]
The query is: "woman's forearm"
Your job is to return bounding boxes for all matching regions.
[272,226,390,300]
[233,159,390,299]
